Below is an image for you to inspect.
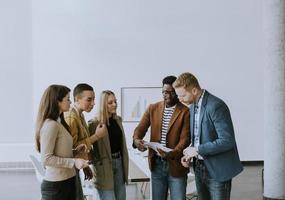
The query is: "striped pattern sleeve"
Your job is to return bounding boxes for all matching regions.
[160,106,175,146]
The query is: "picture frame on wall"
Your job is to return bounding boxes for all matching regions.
[121,87,162,122]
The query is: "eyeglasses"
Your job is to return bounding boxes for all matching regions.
[162,90,176,95]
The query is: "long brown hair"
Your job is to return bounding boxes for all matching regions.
[35,85,71,152]
[98,90,117,125]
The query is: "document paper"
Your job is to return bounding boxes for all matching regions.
[143,142,173,153]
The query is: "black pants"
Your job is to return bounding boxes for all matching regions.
[41,176,76,200]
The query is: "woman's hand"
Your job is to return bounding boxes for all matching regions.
[90,123,107,143]
[73,144,88,155]
[95,123,107,139]
[74,158,89,170]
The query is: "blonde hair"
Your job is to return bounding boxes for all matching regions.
[98,90,117,125]
[173,72,200,89]
[35,85,70,152]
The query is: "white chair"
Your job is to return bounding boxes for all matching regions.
[29,154,97,200]
[29,154,45,183]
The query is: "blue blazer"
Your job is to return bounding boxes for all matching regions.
[191,90,243,182]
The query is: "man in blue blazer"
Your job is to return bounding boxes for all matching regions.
[173,72,243,200]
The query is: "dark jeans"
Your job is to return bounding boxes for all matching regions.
[194,160,232,200]
[41,176,76,200]
[75,169,84,200]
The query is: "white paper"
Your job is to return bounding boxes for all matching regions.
[143,141,173,153]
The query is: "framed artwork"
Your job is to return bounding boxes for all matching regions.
[121,87,162,122]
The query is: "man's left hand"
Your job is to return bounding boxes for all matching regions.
[181,155,192,168]
[73,144,88,155]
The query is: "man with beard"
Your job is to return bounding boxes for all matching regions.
[174,72,243,200]
[133,76,190,200]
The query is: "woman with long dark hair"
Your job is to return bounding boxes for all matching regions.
[35,85,89,200]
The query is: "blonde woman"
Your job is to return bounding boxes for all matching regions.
[88,90,129,200]
[35,85,89,200]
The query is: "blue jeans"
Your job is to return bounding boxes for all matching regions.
[97,157,126,200]
[151,157,187,200]
[194,160,232,200]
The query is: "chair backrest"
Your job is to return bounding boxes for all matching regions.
[29,154,45,183]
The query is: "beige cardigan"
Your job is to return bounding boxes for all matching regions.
[40,119,76,181]
[88,116,129,190]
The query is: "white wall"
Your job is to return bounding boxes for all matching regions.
[0,0,34,161]
[0,0,263,161]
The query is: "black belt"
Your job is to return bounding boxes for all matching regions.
[195,158,204,165]
[111,152,121,159]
